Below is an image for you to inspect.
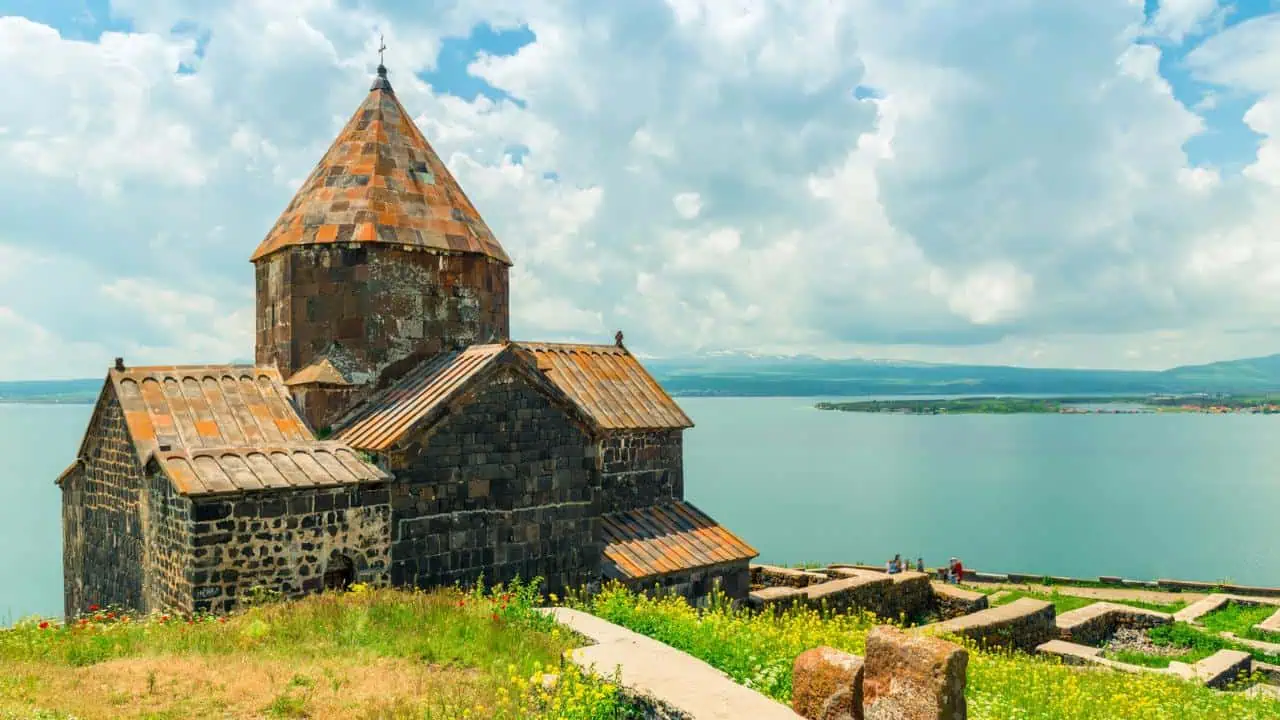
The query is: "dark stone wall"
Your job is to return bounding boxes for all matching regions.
[292,385,365,434]
[599,430,684,513]
[388,366,601,593]
[628,561,751,606]
[62,391,147,616]
[255,245,509,382]
[141,464,193,613]
[188,486,391,613]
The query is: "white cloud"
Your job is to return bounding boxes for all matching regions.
[1149,0,1221,43]
[4,1,1280,377]
[672,192,702,219]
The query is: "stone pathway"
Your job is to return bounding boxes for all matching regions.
[1257,607,1280,634]
[539,607,802,720]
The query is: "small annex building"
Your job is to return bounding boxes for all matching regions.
[56,61,756,617]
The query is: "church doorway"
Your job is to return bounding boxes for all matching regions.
[323,554,355,592]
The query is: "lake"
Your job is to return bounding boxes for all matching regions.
[4,398,1278,620]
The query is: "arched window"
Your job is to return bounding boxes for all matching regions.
[323,554,355,592]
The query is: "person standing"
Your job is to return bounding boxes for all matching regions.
[916,557,924,573]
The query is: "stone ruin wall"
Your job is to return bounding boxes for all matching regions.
[187,485,391,614]
[629,561,752,605]
[599,429,684,513]
[255,245,510,384]
[61,391,148,616]
[386,366,601,594]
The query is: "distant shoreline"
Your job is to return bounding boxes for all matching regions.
[815,395,1280,415]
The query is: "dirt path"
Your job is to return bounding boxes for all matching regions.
[963,583,1207,605]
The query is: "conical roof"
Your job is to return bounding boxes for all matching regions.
[249,66,511,265]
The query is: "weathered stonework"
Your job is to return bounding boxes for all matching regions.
[291,384,366,435]
[751,564,831,588]
[62,391,147,616]
[599,430,683,513]
[255,245,510,388]
[140,463,193,613]
[631,561,751,606]
[387,367,601,593]
[187,485,391,613]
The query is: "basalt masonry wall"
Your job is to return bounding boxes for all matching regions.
[188,486,391,613]
[62,392,146,616]
[140,464,193,613]
[599,430,684,513]
[255,245,509,384]
[632,561,752,605]
[389,368,601,593]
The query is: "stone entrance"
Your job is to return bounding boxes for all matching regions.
[323,554,355,591]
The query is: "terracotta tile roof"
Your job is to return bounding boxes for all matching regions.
[110,364,314,462]
[153,443,388,496]
[516,343,693,430]
[248,71,510,265]
[285,358,353,387]
[601,502,758,580]
[333,344,507,451]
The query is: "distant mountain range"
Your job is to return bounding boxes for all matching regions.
[5,353,1280,403]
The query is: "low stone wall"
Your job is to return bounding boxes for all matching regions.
[748,586,806,613]
[803,575,894,616]
[751,564,830,588]
[916,598,1056,653]
[952,568,1280,599]
[1055,602,1171,646]
[825,569,932,623]
[931,583,989,620]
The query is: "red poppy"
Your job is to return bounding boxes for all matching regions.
[218,617,227,623]
[38,621,49,630]
[491,613,499,622]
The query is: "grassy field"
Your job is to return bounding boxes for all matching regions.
[988,589,1187,615]
[1200,602,1280,644]
[0,582,631,719]
[571,585,1280,720]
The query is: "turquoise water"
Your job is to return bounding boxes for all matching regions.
[3,399,1279,620]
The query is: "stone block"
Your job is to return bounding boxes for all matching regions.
[863,625,967,720]
[792,646,864,720]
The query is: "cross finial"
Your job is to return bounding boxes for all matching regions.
[378,34,387,67]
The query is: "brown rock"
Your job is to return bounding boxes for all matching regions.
[863,625,967,720]
[793,646,865,720]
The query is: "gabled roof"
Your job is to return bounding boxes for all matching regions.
[151,443,388,497]
[333,344,509,451]
[286,358,354,387]
[601,501,758,580]
[516,342,693,431]
[249,66,511,265]
[109,364,314,462]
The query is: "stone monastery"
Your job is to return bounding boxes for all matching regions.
[55,63,757,617]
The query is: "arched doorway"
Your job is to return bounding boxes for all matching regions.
[323,554,355,592]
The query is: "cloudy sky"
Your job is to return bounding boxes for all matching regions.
[1,0,1279,379]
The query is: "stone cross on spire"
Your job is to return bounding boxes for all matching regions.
[378,34,387,66]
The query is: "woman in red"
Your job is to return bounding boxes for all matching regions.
[952,558,964,583]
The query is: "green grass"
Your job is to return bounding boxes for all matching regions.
[1200,602,1280,644]
[987,589,1187,615]
[571,584,1280,720]
[1101,621,1280,669]
[0,581,632,719]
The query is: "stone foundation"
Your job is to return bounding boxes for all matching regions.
[751,564,830,588]
[1055,602,1172,646]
